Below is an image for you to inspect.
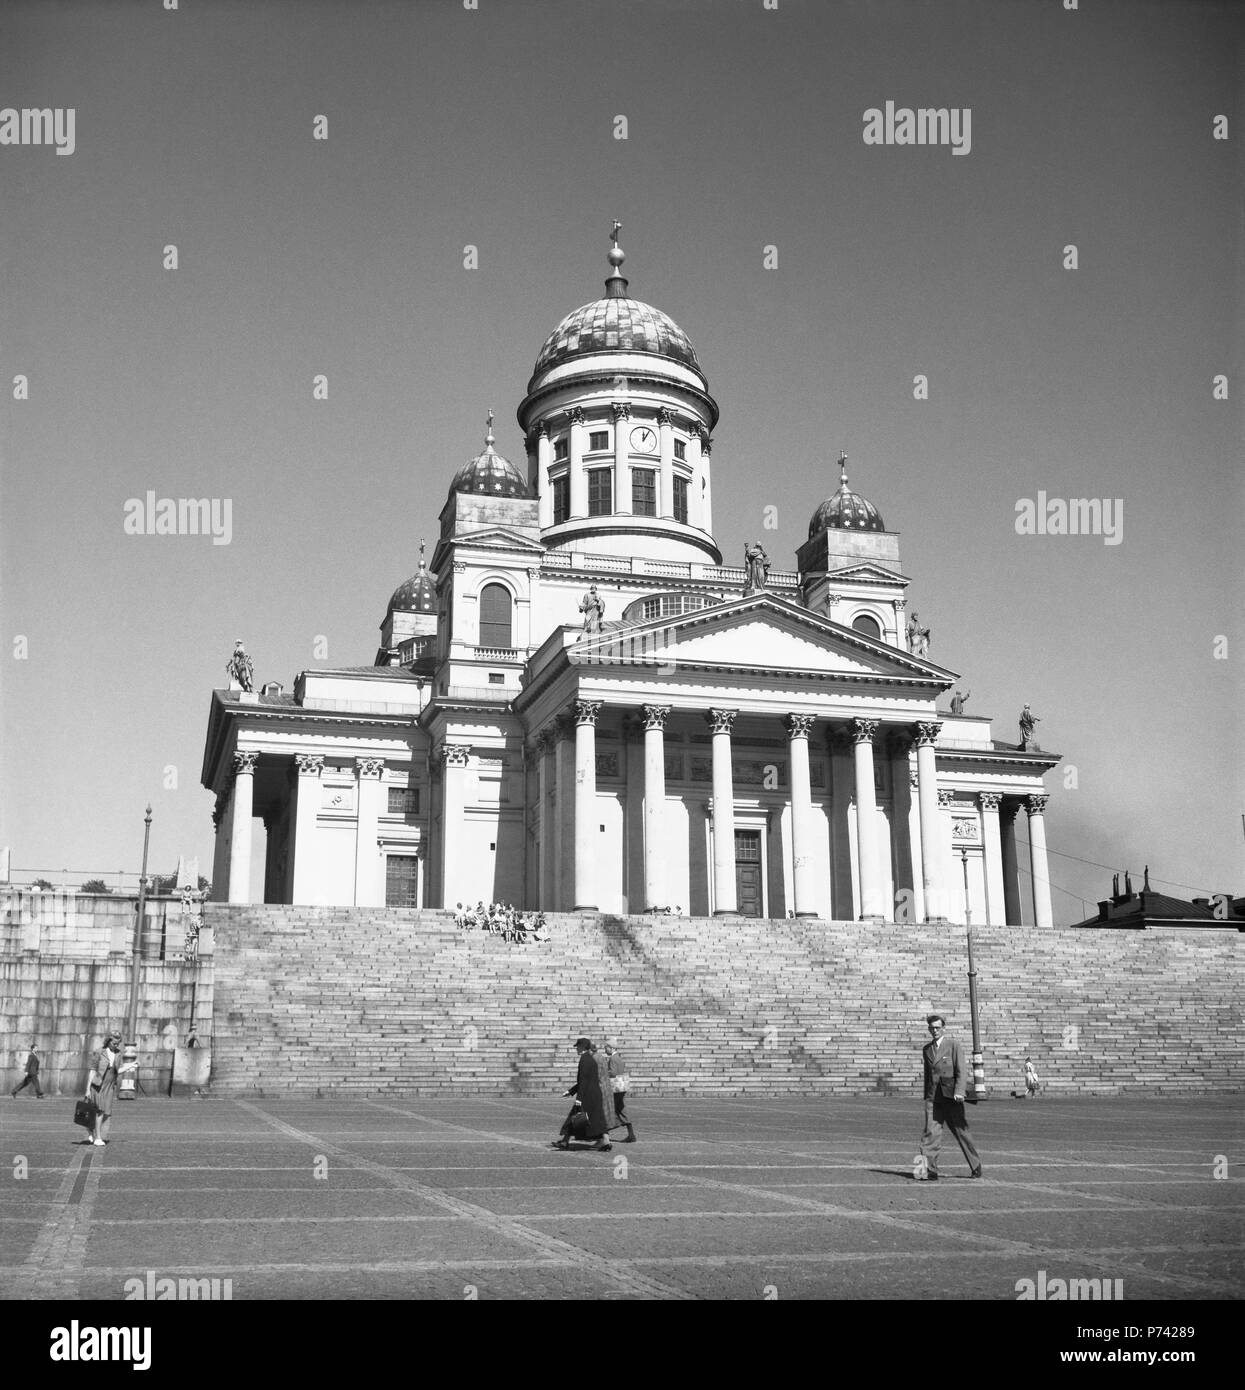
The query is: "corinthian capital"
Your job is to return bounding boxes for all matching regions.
[852,718,879,745]
[641,704,670,731]
[979,792,1002,812]
[566,407,586,427]
[611,401,632,422]
[233,750,259,776]
[915,721,942,747]
[440,744,469,768]
[355,757,384,779]
[705,708,737,736]
[293,753,323,777]
[573,698,602,727]
[1026,794,1049,816]
[655,407,674,427]
[784,713,815,740]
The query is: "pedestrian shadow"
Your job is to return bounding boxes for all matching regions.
[868,1167,922,1181]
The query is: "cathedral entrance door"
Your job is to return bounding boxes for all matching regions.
[734,830,762,917]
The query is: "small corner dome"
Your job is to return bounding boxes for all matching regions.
[808,456,885,538]
[388,568,435,614]
[450,412,529,498]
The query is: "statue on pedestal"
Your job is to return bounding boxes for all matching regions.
[1019,703,1041,750]
[906,611,931,659]
[579,585,605,634]
[950,688,971,715]
[226,639,254,692]
[743,541,770,595]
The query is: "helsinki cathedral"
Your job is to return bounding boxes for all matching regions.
[201,229,1060,925]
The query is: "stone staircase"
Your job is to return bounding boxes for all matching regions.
[206,906,1244,1096]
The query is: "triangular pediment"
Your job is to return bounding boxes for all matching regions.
[578,594,953,682]
[453,526,545,553]
[824,561,911,585]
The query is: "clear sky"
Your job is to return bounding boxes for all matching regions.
[1,0,1241,921]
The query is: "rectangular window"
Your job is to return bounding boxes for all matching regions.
[553,438,569,461]
[632,468,656,516]
[553,475,570,524]
[387,787,420,815]
[589,430,609,452]
[385,854,420,907]
[673,438,686,460]
[587,468,613,516]
[673,475,689,524]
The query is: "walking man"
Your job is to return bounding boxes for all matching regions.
[11,1043,44,1098]
[917,1013,982,1180]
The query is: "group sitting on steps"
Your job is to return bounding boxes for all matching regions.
[454,900,549,943]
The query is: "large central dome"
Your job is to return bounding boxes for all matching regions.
[532,295,700,377]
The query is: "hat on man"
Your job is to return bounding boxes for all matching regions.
[573,1036,593,1050]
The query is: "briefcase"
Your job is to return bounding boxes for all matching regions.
[73,1098,97,1129]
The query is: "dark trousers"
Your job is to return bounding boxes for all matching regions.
[13,1074,43,1097]
[613,1091,631,1127]
[919,1096,980,1173]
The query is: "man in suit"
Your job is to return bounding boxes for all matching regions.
[11,1043,43,1098]
[918,1013,982,1179]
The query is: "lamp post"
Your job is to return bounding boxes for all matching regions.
[961,847,987,1101]
[122,805,153,1099]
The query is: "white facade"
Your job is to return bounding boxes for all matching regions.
[201,237,1060,924]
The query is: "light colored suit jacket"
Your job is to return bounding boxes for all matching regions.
[923,1035,968,1102]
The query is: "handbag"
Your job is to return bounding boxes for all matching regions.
[73,1097,97,1129]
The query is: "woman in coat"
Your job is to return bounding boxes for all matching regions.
[86,1029,121,1146]
[552,1038,614,1151]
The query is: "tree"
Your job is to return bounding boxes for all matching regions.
[31,878,54,890]
[80,879,112,894]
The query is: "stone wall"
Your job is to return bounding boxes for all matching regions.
[1,890,213,1096]
[207,905,1243,1097]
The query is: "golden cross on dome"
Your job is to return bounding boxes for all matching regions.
[611,219,622,247]
[485,409,494,446]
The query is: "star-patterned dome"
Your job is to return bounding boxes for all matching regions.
[808,455,886,537]
[530,226,699,380]
[388,541,436,614]
[449,411,529,498]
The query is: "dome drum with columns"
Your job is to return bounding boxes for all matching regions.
[202,226,1061,928]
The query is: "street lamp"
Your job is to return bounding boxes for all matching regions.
[122,805,153,1100]
[961,847,987,1102]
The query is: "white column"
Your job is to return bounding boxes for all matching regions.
[573,699,601,909]
[437,744,468,908]
[906,770,925,923]
[657,408,674,518]
[354,758,384,906]
[290,753,324,905]
[979,792,1006,926]
[641,704,669,910]
[554,716,574,909]
[535,422,553,529]
[612,403,631,515]
[1026,794,1054,928]
[707,708,738,914]
[938,789,957,919]
[685,424,704,530]
[785,714,817,917]
[914,722,944,920]
[852,719,884,920]
[567,407,587,519]
[537,730,553,909]
[227,750,257,904]
[1000,803,1023,924]
[701,437,713,535]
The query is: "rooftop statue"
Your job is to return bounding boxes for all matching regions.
[579,585,605,634]
[226,640,254,693]
[906,611,931,659]
[1019,703,1041,750]
[743,541,770,596]
[950,688,971,715]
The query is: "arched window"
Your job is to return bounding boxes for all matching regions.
[479,584,513,649]
[851,612,882,640]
